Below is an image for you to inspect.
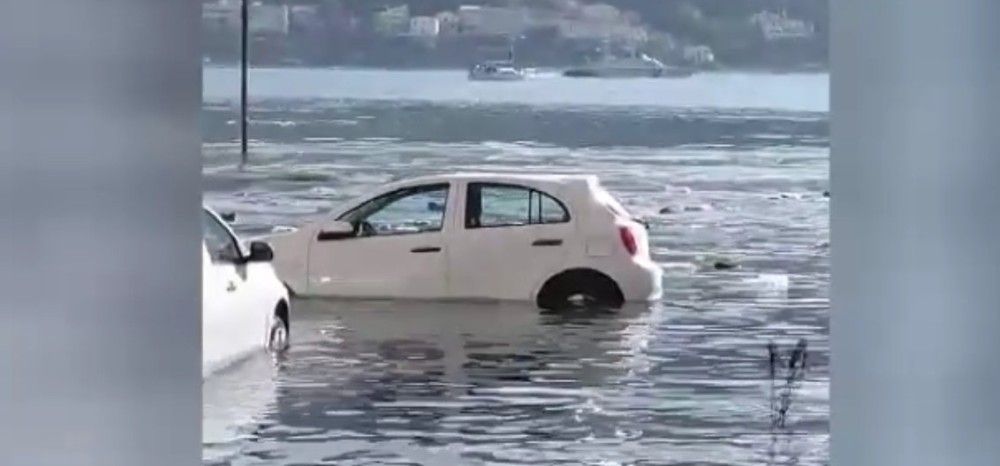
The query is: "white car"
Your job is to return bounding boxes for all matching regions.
[267,173,662,309]
[202,206,290,377]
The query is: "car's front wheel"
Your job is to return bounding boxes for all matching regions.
[267,313,289,353]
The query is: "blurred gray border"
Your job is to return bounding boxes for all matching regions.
[832,0,1000,465]
[5,0,1000,464]
[0,1,202,465]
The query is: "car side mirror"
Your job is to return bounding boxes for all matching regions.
[317,220,355,241]
[246,241,274,262]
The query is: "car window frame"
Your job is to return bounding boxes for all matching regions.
[202,209,244,263]
[335,182,450,238]
[465,182,571,230]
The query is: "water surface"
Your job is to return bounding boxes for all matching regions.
[202,68,829,466]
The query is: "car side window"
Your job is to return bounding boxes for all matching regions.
[466,183,570,229]
[538,191,570,224]
[338,184,449,236]
[202,211,241,262]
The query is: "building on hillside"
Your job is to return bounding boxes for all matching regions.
[750,10,815,41]
[409,16,440,37]
[374,4,410,37]
[682,45,715,65]
[436,11,460,35]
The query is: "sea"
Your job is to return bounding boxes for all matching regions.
[202,67,829,466]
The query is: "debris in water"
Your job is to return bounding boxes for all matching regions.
[658,206,676,214]
[822,190,830,198]
[684,204,713,212]
[712,258,739,270]
[281,172,331,182]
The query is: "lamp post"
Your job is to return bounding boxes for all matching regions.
[240,0,248,166]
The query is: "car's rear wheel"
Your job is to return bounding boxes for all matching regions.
[267,312,289,353]
[536,269,625,310]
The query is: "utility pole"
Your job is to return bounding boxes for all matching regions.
[240,0,249,166]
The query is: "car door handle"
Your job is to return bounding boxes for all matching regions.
[532,239,563,247]
[410,246,441,253]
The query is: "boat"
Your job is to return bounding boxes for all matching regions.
[563,51,694,79]
[468,60,527,81]
[468,39,528,81]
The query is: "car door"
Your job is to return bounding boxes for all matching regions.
[448,182,574,300]
[306,183,452,299]
[202,243,228,372]
[202,210,260,365]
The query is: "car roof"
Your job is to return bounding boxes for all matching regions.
[382,172,599,190]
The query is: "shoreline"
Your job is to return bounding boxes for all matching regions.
[202,62,830,75]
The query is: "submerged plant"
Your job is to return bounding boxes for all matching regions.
[767,338,808,429]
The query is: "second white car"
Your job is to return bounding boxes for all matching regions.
[266,173,662,309]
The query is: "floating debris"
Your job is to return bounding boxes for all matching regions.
[712,258,739,270]
[658,203,712,214]
[822,190,830,198]
[279,171,332,182]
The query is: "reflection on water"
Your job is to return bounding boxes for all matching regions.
[203,351,279,464]
[205,298,826,466]
[202,69,828,465]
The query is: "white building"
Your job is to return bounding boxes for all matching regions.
[409,16,440,37]
[683,45,715,65]
[750,11,815,41]
[374,4,410,36]
[436,11,460,35]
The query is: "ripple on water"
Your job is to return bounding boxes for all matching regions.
[202,97,828,465]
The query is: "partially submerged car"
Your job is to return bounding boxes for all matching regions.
[267,173,662,309]
[203,206,290,377]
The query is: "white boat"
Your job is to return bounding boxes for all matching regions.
[563,52,694,78]
[468,60,527,81]
[468,39,529,81]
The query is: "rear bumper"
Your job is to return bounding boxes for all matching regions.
[617,258,663,302]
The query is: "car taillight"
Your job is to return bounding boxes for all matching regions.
[619,226,638,256]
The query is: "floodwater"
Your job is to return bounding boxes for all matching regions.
[202,68,829,465]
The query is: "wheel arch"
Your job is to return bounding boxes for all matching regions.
[533,267,624,308]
